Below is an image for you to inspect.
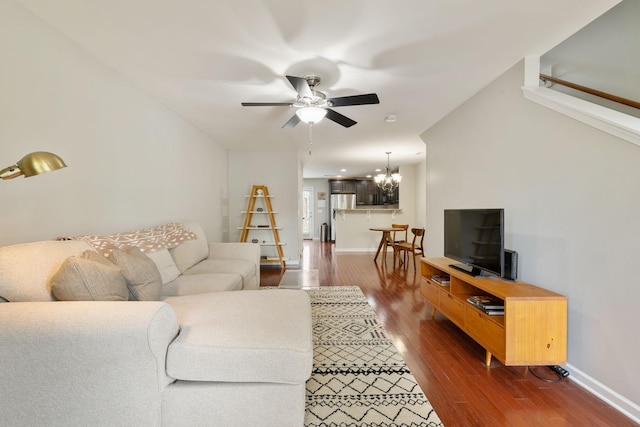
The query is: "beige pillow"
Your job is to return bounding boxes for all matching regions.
[50,250,128,301]
[145,249,181,285]
[110,248,162,301]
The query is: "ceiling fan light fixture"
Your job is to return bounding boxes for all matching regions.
[295,106,327,124]
[242,74,379,128]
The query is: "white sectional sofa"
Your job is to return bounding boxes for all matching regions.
[0,222,313,426]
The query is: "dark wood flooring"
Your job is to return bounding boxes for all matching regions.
[261,240,638,427]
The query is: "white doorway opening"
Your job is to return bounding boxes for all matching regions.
[302,186,314,240]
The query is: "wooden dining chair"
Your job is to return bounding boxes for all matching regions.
[391,224,409,245]
[393,228,425,271]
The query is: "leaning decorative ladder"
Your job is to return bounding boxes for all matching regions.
[240,185,286,268]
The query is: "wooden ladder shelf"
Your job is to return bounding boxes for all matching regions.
[240,185,286,268]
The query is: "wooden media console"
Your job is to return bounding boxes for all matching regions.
[420,257,567,366]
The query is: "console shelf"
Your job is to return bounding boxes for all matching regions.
[420,257,567,366]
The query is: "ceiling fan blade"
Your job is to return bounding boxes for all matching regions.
[325,109,357,128]
[328,93,380,107]
[241,102,293,106]
[282,114,301,129]
[286,75,313,98]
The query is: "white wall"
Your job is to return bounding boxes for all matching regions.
[228,151,301,265]
[541,0,640,118]
[416,156,427,229]
[421,60,639,419]
[0,0,227,246]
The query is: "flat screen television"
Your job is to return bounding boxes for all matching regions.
[444,208,504,277]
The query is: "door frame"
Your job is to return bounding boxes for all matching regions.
[302,186,314,240]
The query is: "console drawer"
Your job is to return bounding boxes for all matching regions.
[466,306,506,359]
[421,278,440,307]
[439,292,465,326]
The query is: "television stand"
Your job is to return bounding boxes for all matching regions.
[422,257,567,366]
[449,263,481,277]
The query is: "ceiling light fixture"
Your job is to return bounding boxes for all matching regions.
[1,151,67,180]
[296,107,327,124]
[296,107,328,156]
[374,152,401,194]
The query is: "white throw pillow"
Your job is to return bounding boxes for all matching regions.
[170,222,209,272]
[145,249,181,285]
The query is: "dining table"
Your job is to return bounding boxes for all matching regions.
[369,226,406,265]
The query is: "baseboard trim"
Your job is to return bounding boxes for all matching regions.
[334,248,377,253]
[566,363,640,423]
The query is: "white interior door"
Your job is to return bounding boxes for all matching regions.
[302,186,314,240]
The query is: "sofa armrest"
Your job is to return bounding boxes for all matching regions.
[0,301,180,426]
[207,242,261,286]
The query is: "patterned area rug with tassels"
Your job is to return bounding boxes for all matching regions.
[304,286,444,427]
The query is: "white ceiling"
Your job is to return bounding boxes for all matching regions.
[16,0,620,178]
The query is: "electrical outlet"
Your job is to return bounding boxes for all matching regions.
[549,365,570,377]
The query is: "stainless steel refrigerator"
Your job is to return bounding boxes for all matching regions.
[330,194,356,241]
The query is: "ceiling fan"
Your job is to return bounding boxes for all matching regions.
[241,75,380,128]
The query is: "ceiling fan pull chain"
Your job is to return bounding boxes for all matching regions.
[308,123,313,156]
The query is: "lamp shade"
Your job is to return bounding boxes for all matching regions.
[1,151,67,180]
[296,107,327,124]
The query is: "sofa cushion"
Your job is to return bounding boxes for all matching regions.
[50,250,129,301]
[169,222,209,273]
[111,248,162,301]
[161,273,242,297]
[146,249,181,285]
[0,240,93,302]
[183,259,255,287]
[164,290,313,384]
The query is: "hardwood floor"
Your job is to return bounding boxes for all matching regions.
[261,240,638,427]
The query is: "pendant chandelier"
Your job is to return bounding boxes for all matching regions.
[374,152,401,194]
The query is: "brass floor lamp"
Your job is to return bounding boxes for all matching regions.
[1,151,67,181]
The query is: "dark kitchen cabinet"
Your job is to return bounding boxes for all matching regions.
[356,180,369,204]
[379,186,399,205]
[332,179,399,205]
[330,180,356,194]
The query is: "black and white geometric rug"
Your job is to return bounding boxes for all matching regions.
[304,286,444,427]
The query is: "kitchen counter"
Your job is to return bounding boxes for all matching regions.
[335,206,400,211]
[333,207,409,252]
